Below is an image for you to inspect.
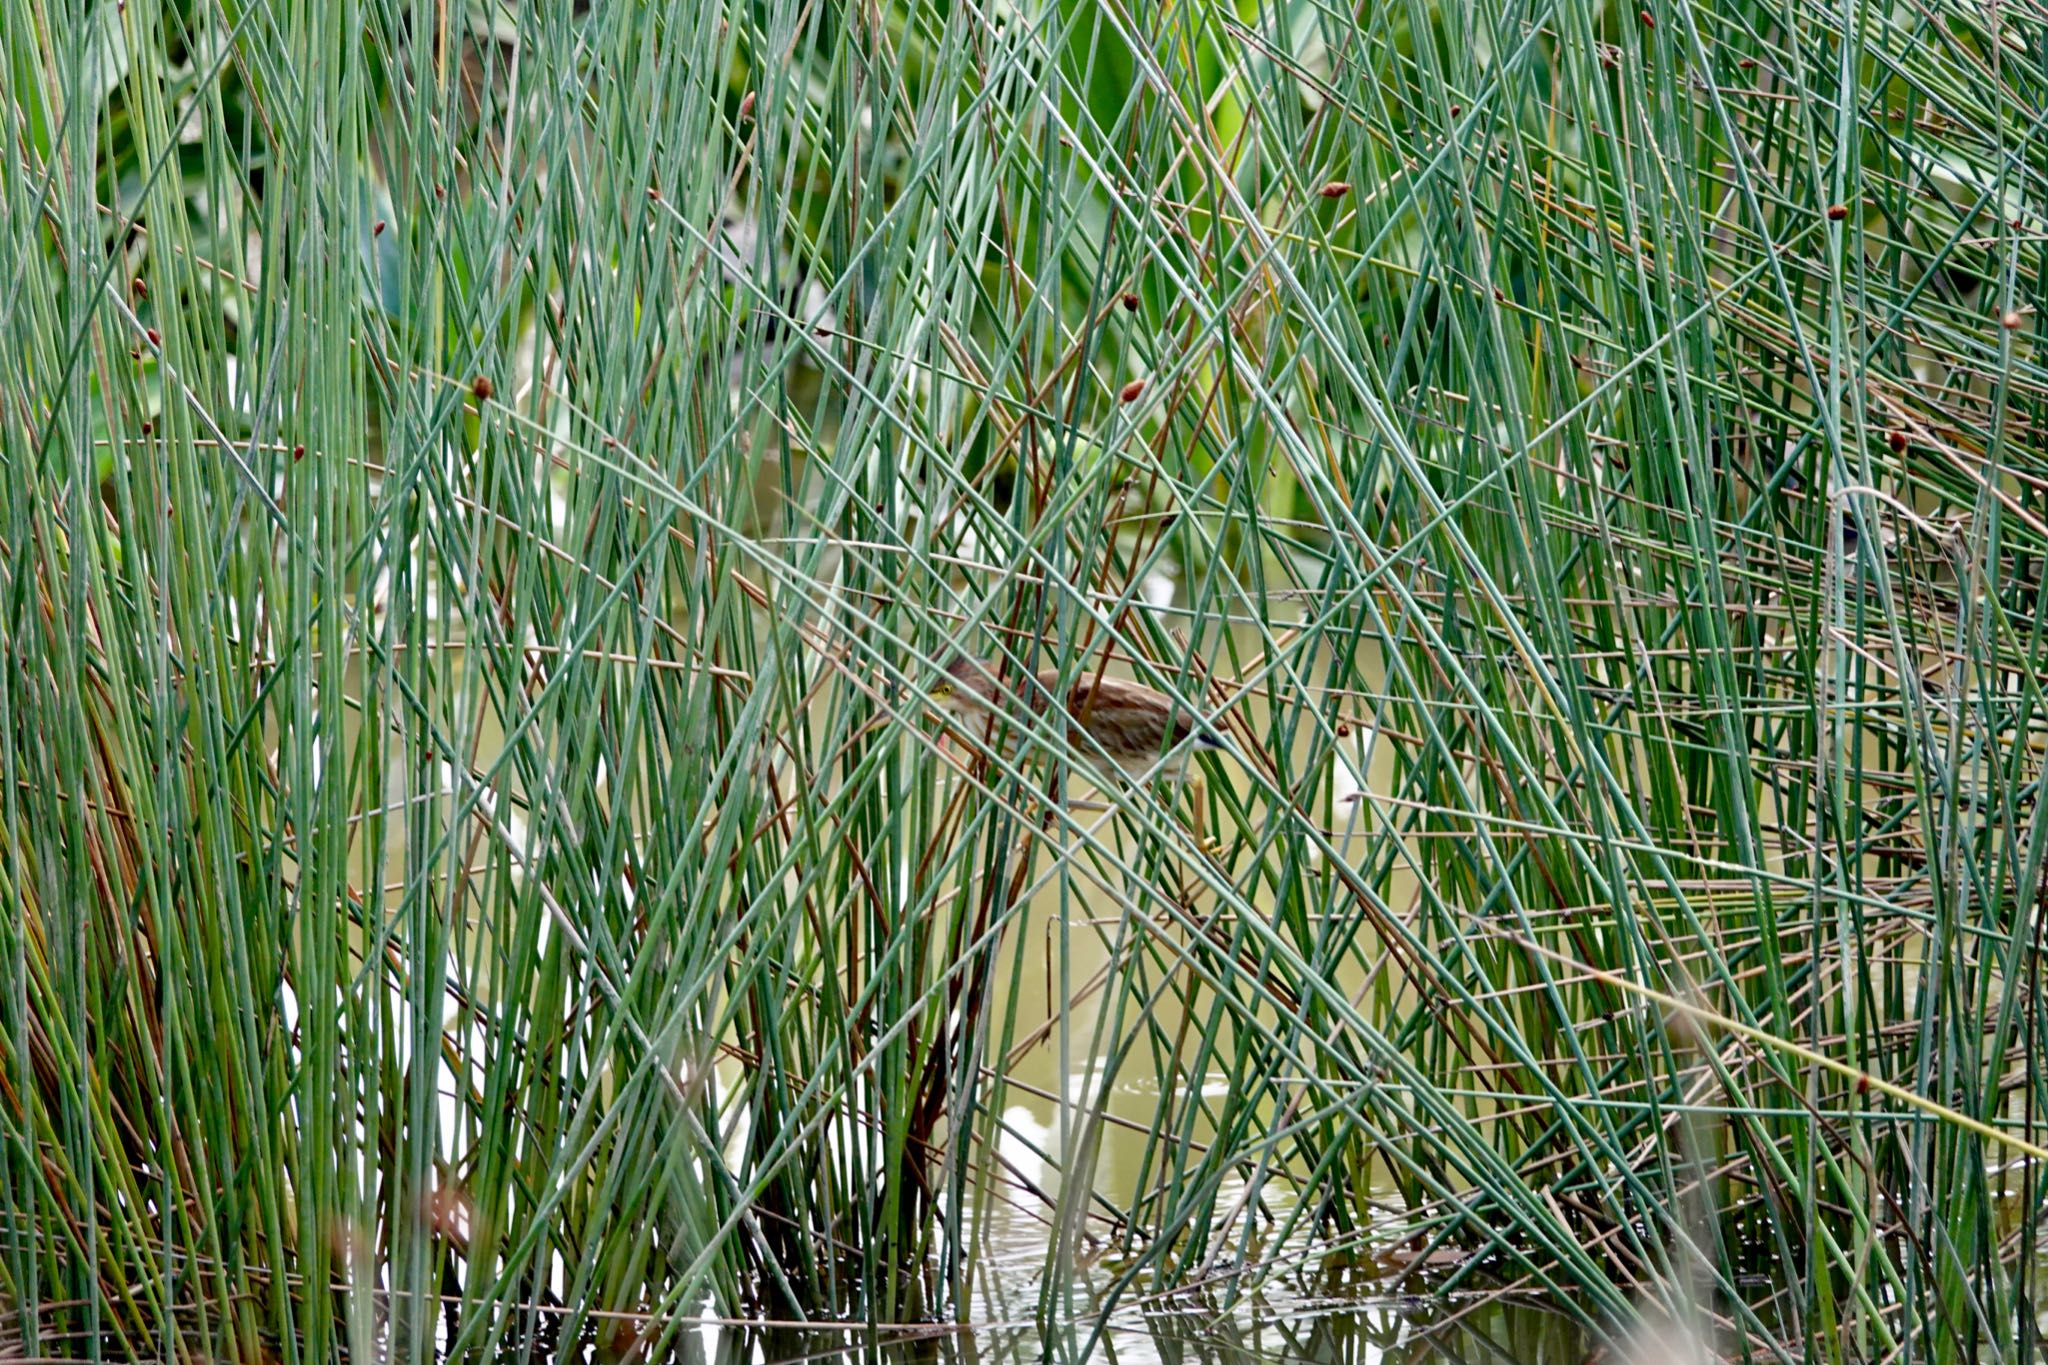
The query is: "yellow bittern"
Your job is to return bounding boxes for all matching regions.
[928,656,1224,844]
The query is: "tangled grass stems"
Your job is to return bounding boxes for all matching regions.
[6,0,2048,1360]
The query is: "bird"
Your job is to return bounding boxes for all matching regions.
[927,654,1224,792]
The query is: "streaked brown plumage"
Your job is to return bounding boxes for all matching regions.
[930,655,1222,786]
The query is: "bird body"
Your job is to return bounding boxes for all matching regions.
[931,656,1222,787]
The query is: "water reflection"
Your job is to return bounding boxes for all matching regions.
[495,1301,1581,1365]
[520,1294,1584,1365]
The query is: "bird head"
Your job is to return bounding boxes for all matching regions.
[931,655,997,715]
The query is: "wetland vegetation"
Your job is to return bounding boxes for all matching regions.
[4,0,2048,1359]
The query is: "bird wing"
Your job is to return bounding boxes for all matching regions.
[1046,670,1195,753]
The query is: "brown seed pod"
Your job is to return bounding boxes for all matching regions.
[1450,104,1461,116]
[1122,292,1140,312]
[1639,7,1653,24]
[472,375,494,401]
[647,186,662,202]
[132,276,147,299]
[140,421,152,435]
[1319,180,1351,199]
[738,91,756,120]
[1335,722,1350,737]
[2003,310,2025,330]
[294,444,307,461]
[1118,378,1147,403]
[1887,430,1907,453]
[146,327,161,346]
[1738,57,1756,69]
[1826,203,1848,221]
[374,219,387,236]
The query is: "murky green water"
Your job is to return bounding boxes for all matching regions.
[336,613,1595,1363]
[600,1293,1586,1365]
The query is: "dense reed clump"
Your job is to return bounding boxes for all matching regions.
[3,0,2046,1360]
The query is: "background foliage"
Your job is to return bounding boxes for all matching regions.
[4,0,2047,1359]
